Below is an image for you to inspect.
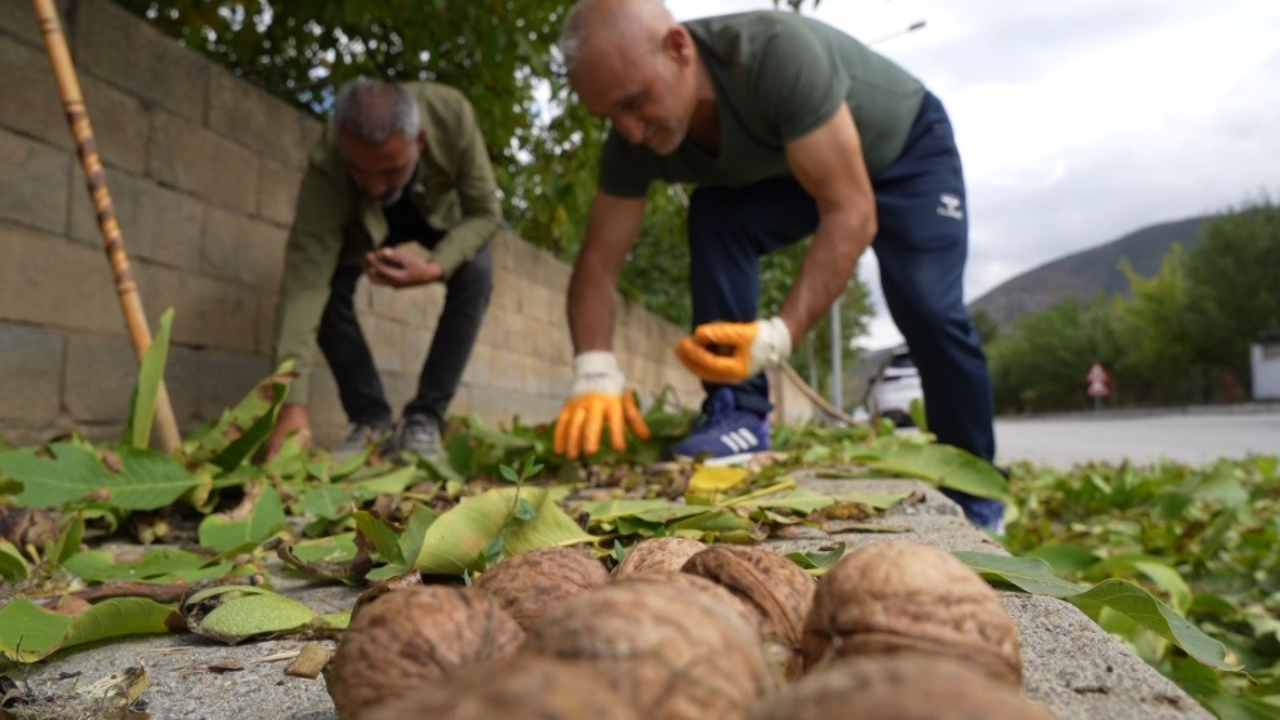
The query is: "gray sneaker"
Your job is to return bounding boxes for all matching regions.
[332,420,394,461]
[398,414,443,459]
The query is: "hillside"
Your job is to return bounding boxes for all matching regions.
[968,216,1208,326]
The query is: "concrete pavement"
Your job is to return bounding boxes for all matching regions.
[996,408,1279,468]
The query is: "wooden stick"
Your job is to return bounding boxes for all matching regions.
[30,0,182,453]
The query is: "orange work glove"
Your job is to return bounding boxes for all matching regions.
[675,316,793,384]
[553,351,651,460]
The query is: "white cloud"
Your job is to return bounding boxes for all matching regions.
[661,0,1280,349]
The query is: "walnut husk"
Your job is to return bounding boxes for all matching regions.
[474,546,610,630]
[325,585,524,719]
[682,545,816,679]
[612,536,706,578]
[360,656,639,720]
[802,539,1022,685]
[524,575,777,720]
[750,653,1058,720]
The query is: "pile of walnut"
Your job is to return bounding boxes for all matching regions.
[324,538,1060,720]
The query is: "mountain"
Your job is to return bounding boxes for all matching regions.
[968,216,1208,326]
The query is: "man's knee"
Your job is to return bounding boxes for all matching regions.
[446,244,494,306]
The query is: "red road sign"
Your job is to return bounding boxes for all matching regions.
[1087,362,1110,398]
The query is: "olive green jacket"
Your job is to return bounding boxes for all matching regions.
[272,82,503,404]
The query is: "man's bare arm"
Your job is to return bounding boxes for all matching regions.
[779,103,878,342]
[567,191,647,353]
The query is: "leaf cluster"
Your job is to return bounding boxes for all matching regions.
[1003,456,1280,717]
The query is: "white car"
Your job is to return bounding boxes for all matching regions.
[867,347,923,427]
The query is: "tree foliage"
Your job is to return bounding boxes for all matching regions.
[1184,195,1280,380]
[988,195,1280,412]
[111,0,872,353]
[112,0,604,251]
[987,295,1121,413]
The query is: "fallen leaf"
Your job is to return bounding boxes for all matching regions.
[207,659,245,673]
[284,644,332,679]
[74,666,149,709]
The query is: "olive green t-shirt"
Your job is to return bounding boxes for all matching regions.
[598,11,926,197]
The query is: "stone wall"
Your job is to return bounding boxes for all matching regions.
[0,0,819,447]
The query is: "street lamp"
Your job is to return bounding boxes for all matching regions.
[868,19,927,46]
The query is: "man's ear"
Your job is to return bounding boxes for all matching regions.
[416,127,428,152]
[664,26,693,65]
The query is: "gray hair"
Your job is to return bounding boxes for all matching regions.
[559,0,673,73]
[333,78,421,144]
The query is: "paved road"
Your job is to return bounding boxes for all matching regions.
[994,409,1280,469]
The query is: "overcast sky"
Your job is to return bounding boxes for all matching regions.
[663,0,1280,348]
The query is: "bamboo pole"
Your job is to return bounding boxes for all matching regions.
[31,0,182,453]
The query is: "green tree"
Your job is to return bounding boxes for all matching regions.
[112,0,612,252]
[970,308,999,346]
[111,0,874,361]
[1185,195,1280,393]
[1113,247,1200,404]
[986,295,1122,413]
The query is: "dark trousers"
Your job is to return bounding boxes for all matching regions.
[687,92,1002,524]
[317,228,493,430]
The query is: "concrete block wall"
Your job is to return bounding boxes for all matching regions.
[0,0,819,448]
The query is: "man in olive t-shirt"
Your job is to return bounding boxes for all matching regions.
[551,0,1003,530]
[262,79,502,462]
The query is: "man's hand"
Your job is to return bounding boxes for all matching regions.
[675,316,792,384]
[263,402,313,461]
[363,246,444,288]
[553,352,651,460]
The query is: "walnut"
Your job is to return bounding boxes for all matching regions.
[0,507,58,549]
[750,653,1058,720]
[682,545,816,679]
[360,656,639,720]
[622,570,762,636]
[612,536,706,578]
[349,569,423,620]
[802,539,1022,685]
[474,546,610,630]
[325,585,524,719]
[524,575,778,720]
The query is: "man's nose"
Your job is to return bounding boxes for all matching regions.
[615,115,645,145]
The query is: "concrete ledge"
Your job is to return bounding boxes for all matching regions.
[13,475,1212,720]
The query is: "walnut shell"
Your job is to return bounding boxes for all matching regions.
[475,546,610,630]
[361,656,639,720]
[750,653,1058,720]
[682,545,816,679]
[622,571,762,636]
[612,536,706,578]
[524,575,778,720]
[349,569,423,620]
[325,585,524,719]
[802,540,1021,685]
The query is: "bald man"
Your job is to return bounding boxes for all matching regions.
[551,0,1004,531]
[265,78,502,462]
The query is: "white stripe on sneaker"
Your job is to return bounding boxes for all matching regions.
[737,428,759,448]
[719,433,743,452]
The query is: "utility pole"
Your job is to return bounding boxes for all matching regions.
[828,301,843,411]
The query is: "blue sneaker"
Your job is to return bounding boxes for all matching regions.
[940,489,1006,534]
[667,388,769,466]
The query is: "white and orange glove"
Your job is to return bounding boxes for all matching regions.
[675,316,792,384]
[553,351,651,460]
